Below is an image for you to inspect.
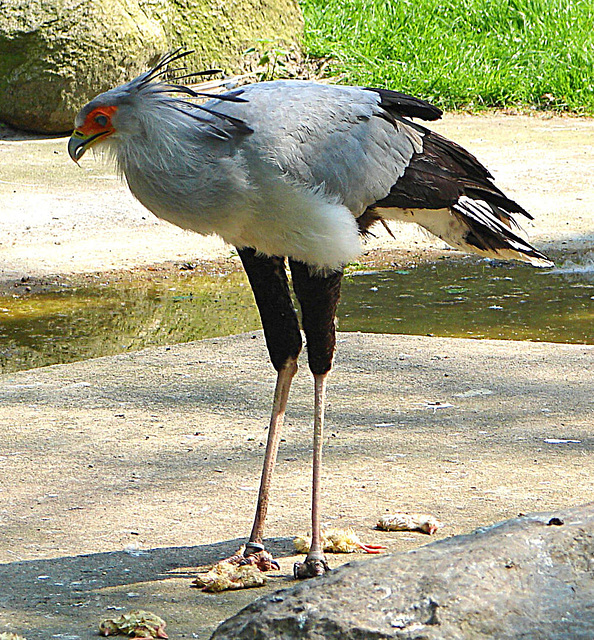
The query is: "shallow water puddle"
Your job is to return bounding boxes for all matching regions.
[1,255,592,374]
[0,269,260,373]
[340,255,594,343]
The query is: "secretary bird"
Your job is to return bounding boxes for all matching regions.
[68,51,551,579]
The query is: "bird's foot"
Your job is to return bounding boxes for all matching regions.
[293,552,330,579]
[241,542,280,571]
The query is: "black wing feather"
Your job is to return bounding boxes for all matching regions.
[364,87,443,121]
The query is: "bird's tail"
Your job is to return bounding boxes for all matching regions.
[370,122,553,268]
[449,195,553,267]
[380,199,553,268]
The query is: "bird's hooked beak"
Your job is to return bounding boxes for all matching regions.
[68,129,109,164]
[68,106,118,164]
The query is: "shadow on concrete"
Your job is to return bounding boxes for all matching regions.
[0,536,295,640]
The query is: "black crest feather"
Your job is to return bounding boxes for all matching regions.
[136,49,252,138]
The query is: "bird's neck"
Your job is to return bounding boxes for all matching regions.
[109,107,254,237]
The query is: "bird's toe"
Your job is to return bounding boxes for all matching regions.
[242,544,280,571]
[293,555,330,579]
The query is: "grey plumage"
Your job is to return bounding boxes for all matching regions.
[70,62,551,270]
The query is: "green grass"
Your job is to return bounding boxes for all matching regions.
[300,0,594,113]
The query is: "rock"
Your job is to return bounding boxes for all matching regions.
[0,0,167,133]
[0,0,302,133]
[211,503,594,639]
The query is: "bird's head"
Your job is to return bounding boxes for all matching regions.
[68,50,250,165]
[67,54,174,164]
[68,100,120,163]
[67,59,176,164]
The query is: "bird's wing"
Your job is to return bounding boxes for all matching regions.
[184,81,550,267]
[205,81,432,216]
[373,120,529,218]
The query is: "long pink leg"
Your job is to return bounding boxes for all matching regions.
[294,372,330,578]
[244,358,298,560]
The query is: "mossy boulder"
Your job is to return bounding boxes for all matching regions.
[0,0,303,133]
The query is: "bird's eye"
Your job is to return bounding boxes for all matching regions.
[94,114,109,127]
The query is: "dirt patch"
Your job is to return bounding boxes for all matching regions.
[1,333,593,639]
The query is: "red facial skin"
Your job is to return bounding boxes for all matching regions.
[78,105,118,138]
[69,105,119,163]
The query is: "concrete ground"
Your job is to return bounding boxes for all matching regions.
[0,113,593,639]
[1,333,592,639]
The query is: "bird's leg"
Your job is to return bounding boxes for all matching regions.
[293,371,330,578]
[310,374,326,555]
[244,356,297,565]
[289,260,343,579]
[237,248,303,567]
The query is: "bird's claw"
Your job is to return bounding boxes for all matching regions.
[293,555,330,579]
[241,544,280,571]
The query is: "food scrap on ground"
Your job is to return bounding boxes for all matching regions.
[191,545,277,592]
[294,528,386,554]
[377,512,443,534]
[99,610,168,638]
[192,562,268,592]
